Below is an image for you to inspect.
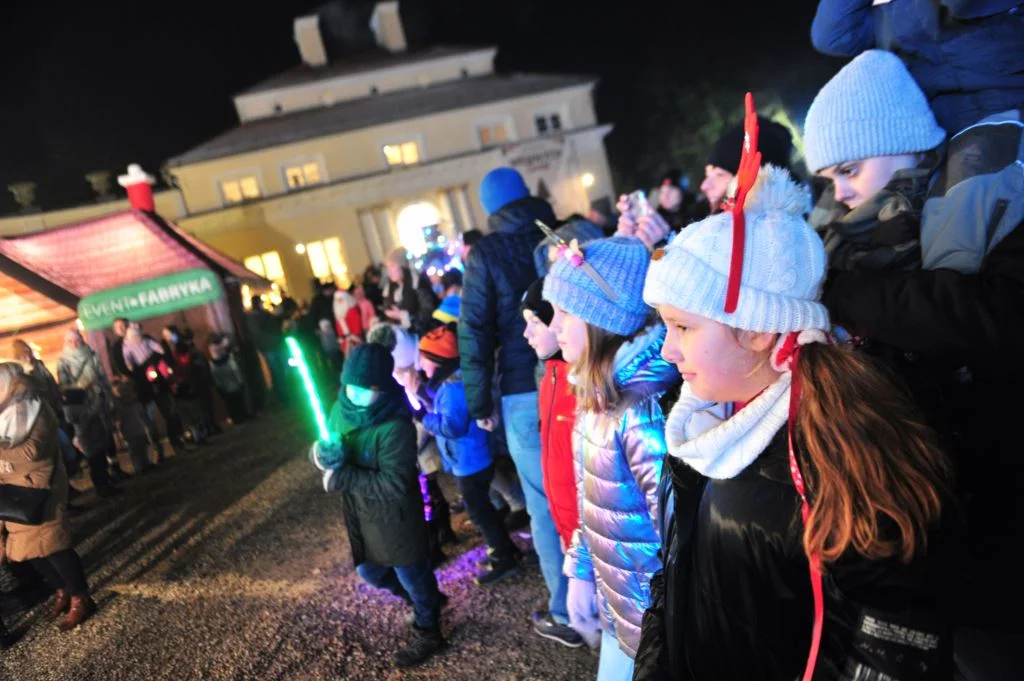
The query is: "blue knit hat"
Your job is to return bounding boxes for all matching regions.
[432,295,461,324]
[543,237,652,337]
[803,50,946,173]
[479,167,529,215]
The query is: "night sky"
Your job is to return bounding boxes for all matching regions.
[0,0,839,215]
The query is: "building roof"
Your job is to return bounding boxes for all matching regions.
[0,210,266,298]
[238,46,484,95]
[0,266,77,338]
[167,72,594,167]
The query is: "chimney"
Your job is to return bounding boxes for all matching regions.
[118,164,156,212]
[370,2,407,53]
[294,15,328,67]
[7,181,39,213]
[85,170,114,202]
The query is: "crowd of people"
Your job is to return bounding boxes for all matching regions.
[2,4,1022,678]
[306,17,1023,681]
[0,315,263,645]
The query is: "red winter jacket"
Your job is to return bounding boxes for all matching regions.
[538,358,579,548]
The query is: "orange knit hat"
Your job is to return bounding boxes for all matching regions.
[419,326,459,364]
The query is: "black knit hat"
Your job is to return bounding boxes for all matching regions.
[520,277,554,326]
[341,343,395,391]
[707,116,793,174]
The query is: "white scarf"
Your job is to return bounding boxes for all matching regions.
[665,373,791,479]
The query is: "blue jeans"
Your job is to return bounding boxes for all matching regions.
[597,628,635,681]
[501,391,569,624]
[356,559,442,630]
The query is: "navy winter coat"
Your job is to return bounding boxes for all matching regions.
[458,196,555,419]
[811,0,1024,132]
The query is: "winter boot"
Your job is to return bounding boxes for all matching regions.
[46,588,71,620]
[58,595,96,632]
[404,593,449,627]
[474,551,518,586]
[0,618,13,648]
[393,625,445,668]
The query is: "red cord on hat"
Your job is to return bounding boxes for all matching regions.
[724,93,762,313]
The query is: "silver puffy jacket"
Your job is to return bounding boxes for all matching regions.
[564,324,679,658]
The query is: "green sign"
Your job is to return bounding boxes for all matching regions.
[78,268,223,331]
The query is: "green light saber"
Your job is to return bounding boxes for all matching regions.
[284,336,331,443]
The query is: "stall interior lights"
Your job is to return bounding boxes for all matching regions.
[285,336,331,443]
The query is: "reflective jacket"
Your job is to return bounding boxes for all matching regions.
[563,325,678,658]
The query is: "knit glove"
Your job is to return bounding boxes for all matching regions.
[309,441,344,471]
[567,577,602,649]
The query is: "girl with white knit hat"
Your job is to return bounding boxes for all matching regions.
[633,126,956,679]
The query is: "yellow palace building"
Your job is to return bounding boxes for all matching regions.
[2,2,615,304]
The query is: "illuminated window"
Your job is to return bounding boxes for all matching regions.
[302,237,351,288]
[221,176,261,204]
[284,162,323,190]
[244,251,287,288]
[382,141,420,168]
[477,122,508,147]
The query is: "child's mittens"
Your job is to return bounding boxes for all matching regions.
[309,440,344,472]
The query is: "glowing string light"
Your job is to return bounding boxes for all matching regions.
[285,336,331,443]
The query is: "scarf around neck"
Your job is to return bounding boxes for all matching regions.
[664,374,791,479]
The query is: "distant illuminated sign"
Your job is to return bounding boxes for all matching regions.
[77,268,222,330]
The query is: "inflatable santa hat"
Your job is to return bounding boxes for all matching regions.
[118,163,156,212]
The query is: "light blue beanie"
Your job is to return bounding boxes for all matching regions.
[479,167,529,215]
[803,50,946,173]
[543,237,652,337]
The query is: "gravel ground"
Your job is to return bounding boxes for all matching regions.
[0,408,598,680]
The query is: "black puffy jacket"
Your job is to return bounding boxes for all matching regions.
[824,212,1024,633]
[633,428,953,681]
[458,196,554,419]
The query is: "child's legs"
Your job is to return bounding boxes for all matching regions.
[596,628,635,681]
[489,462,526,512]
[393,559,442,630]
[127,436,152,473]
[355,563,409,602]
[456,466,518,559]
[501,392,568,623]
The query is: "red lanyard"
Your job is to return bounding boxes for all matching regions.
[787,355,824,681]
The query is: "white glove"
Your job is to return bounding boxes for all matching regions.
[567,577,602,649]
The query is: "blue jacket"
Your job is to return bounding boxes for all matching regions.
[458,196,555,419]
[811,0,1024,132]
[421,372,493,477]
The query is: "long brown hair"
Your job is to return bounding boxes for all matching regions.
[573,324,628,413]
[794,342,953,565]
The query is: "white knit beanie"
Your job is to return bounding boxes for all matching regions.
[643,165,830,334]
[803,50,946,173]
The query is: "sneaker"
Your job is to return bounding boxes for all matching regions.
[474,554,517,586]
[403,593,449,627]
[531,611,585,648]
[393,625,445,668]
[0,620,15,648]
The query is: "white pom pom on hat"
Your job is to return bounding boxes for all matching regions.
[643,165,830,334]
